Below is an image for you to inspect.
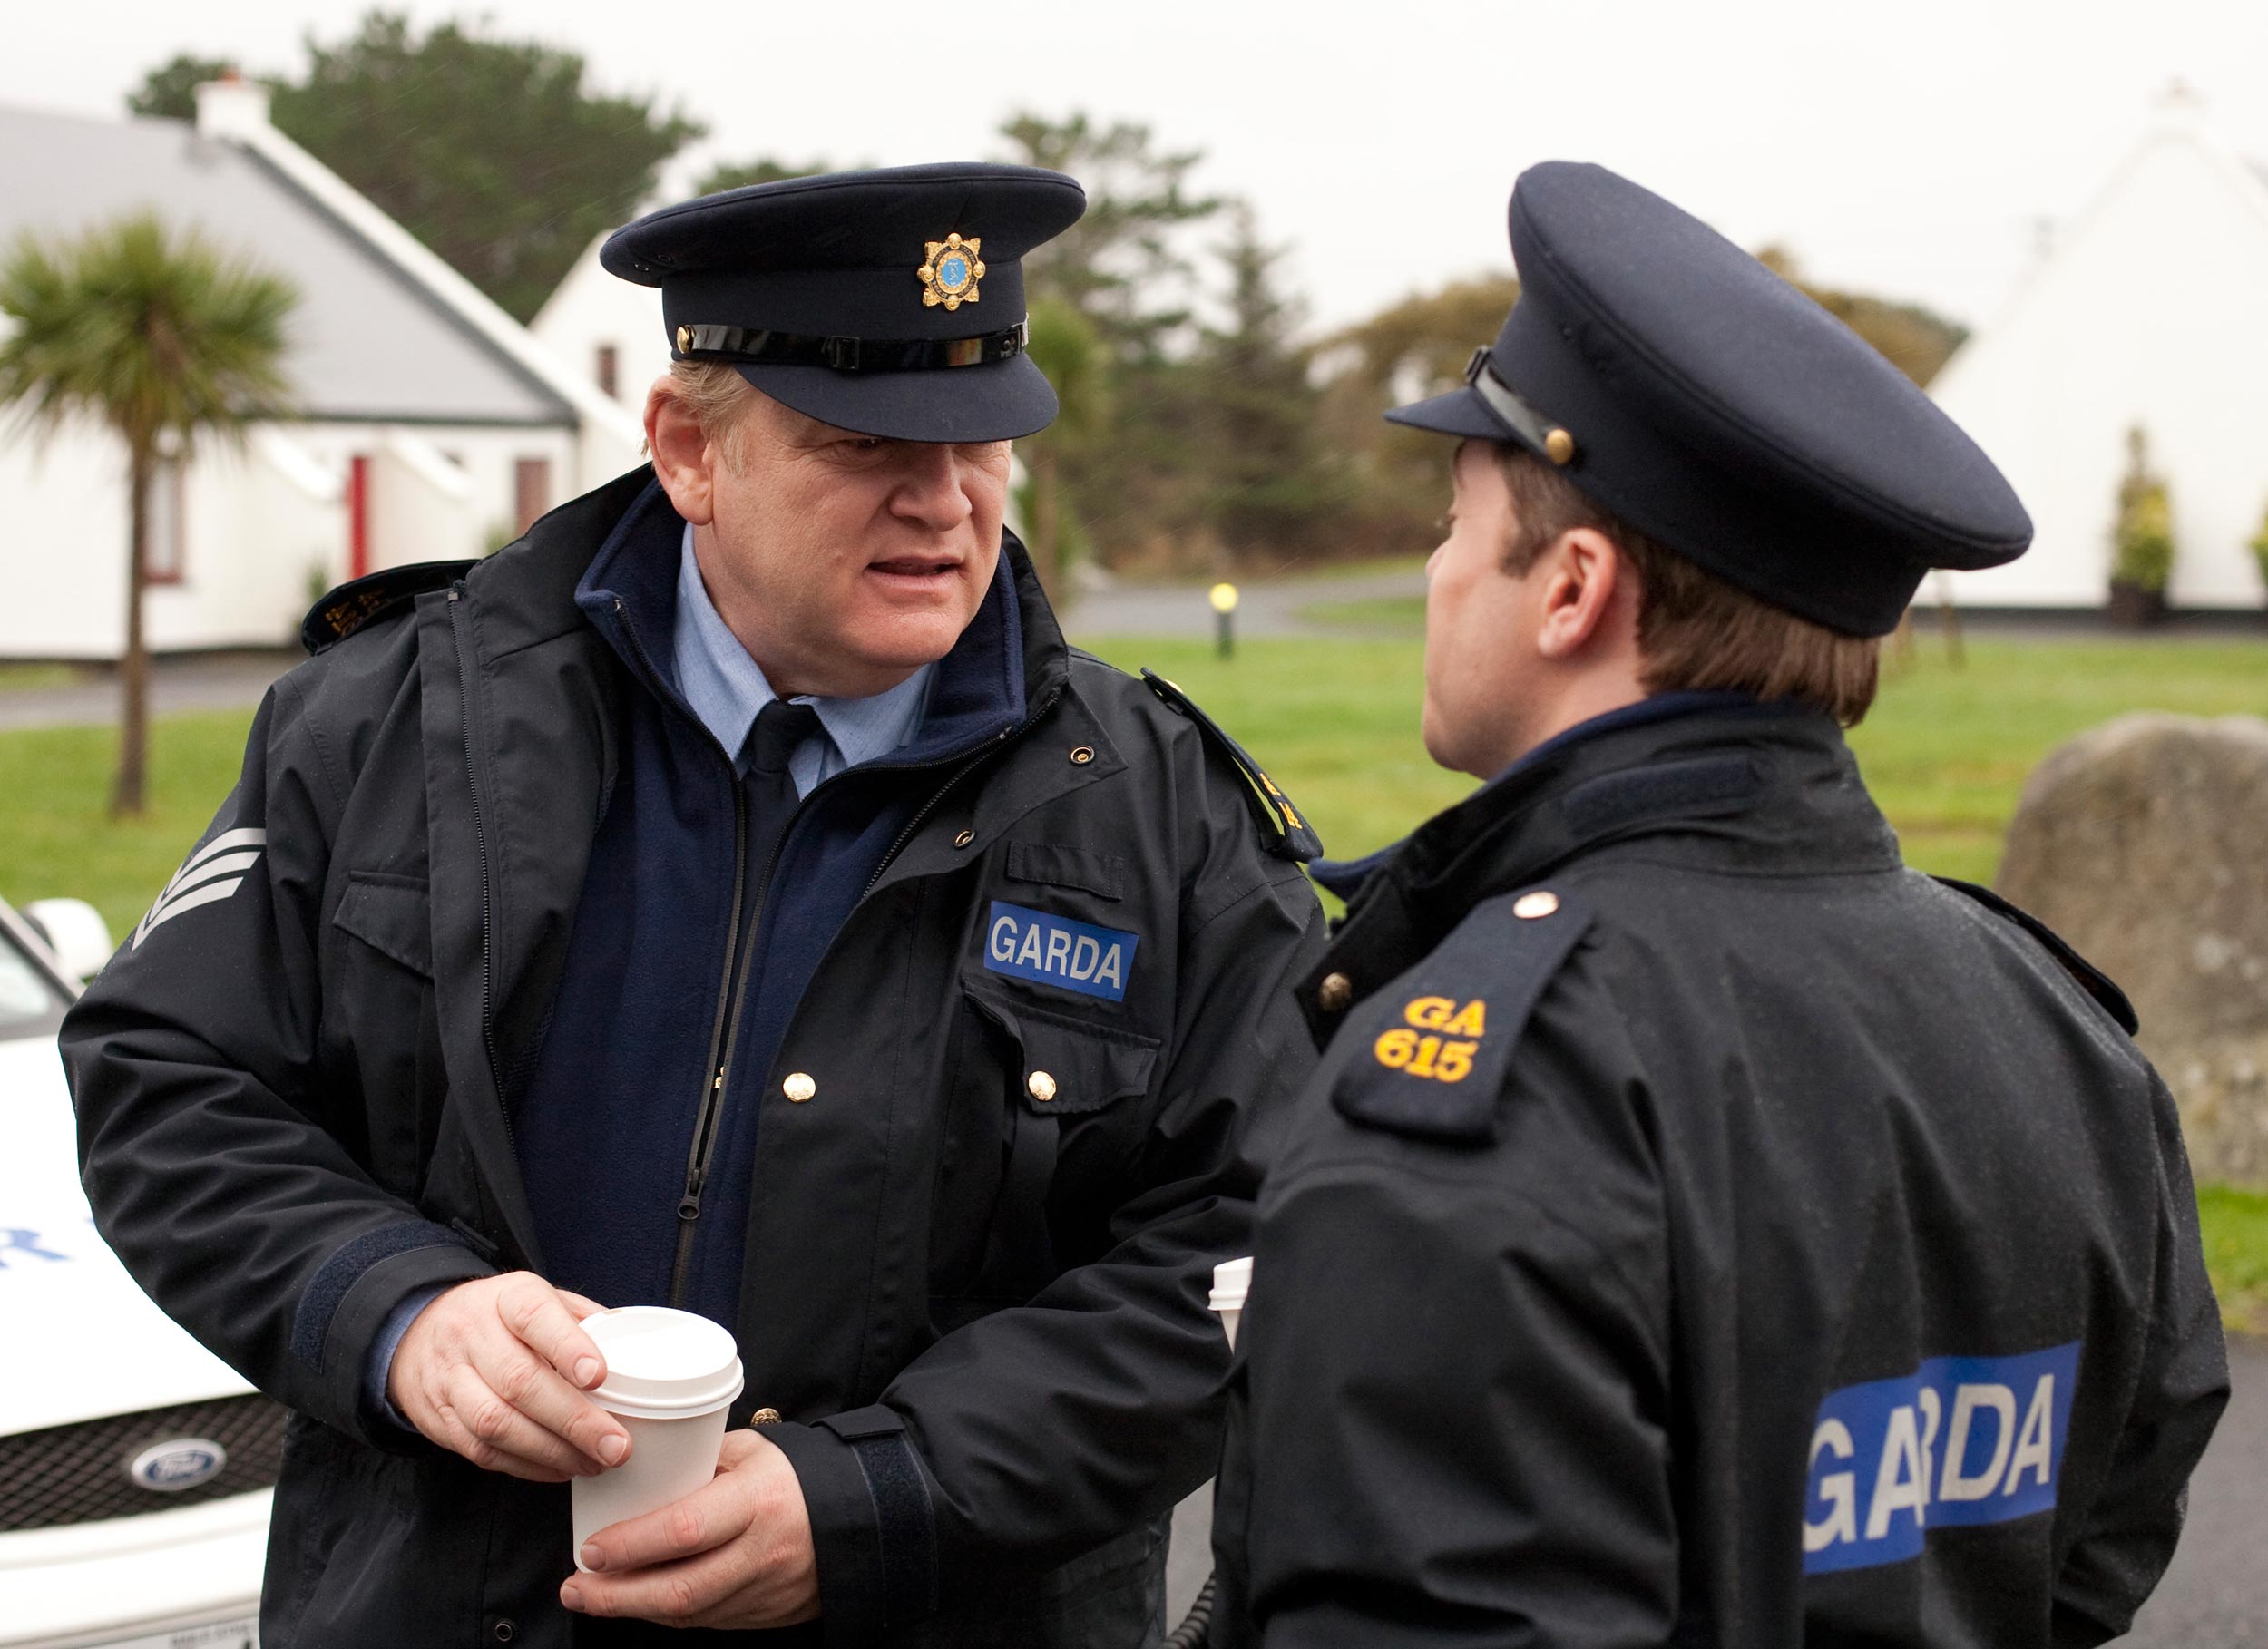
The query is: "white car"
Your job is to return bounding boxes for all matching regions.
[0,899,269,1648]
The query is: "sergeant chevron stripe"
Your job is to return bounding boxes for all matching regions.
[133,827,268,948]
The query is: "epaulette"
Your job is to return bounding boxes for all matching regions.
[1140,668,1323,863]
[1934,877,2138,1036]
[300,560,477,655]
[1333,884,1596,1143]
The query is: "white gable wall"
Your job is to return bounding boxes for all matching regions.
[1934,112,2268,610]
[532,231,673,414]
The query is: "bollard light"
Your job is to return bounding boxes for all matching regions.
[1209,582,1238,659]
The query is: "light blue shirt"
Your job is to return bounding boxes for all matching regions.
[367,524,936,1429]
[670,523,934,795]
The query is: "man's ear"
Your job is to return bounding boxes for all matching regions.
[646,382,717,526]
[1532,527,1626,661]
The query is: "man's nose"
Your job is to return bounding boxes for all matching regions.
[889,444,976,532]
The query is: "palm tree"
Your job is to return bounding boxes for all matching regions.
[0,213,295,815]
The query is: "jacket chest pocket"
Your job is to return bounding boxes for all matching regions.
[931,979,1161,1313]
[327,871,445,1197]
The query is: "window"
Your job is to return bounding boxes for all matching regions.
[145,459,187,585]
[596,344,619,399]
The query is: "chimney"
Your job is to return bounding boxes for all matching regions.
[194,69,272,142]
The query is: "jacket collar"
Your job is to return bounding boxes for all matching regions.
[561,474,1057,769]
[1311,703,1903,1028]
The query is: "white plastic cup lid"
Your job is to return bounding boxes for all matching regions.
[1208,1255,1253,1313]
[582,1307,745,1417]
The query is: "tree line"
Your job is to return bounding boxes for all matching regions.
[132,11,1967,591]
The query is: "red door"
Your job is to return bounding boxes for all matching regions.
[514,457,552,534]
[348,454,371,581]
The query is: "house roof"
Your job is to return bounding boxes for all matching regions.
[0,103,575,427]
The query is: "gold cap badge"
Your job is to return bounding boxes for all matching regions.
[918,233,984,310]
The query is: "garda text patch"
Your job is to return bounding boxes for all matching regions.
[1803,1341,2079,1575]
[984,902,1139,1003]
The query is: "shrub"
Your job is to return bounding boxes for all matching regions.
[2110,426,2175,594]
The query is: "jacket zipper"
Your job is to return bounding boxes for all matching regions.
[669,779,754,1304]
[601,595,756,1306]
[446,588,508,1140]
[664,688,1061,1300]
[608,583,1067,1304]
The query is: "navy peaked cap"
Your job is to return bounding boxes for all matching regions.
[1389,161,2030,637]
[603,163,1086,443]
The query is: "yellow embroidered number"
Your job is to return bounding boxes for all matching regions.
[1374,1027,1418,1068]
[1373,1027,1481,1083]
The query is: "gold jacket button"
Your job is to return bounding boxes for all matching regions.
[749,1408,782,1427]
[1027,1069,1058,1102]
[782,1072,816,1103]
[1513,891,1560,920]
[1316,972,1354,1013]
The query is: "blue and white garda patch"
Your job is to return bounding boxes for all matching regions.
[1802,1341,2080,1575]
[984,902,1139,1003]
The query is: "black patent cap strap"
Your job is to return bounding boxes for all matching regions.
[676,318,1029,374]
[1465,346,1571,460]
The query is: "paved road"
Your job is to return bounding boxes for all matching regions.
[1061,570,1424,643]
[0,650,298,731]
[2122,1333,2268,1644]
[1165,1337,2267,1640]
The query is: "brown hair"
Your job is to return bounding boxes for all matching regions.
[1492,445,1881,726]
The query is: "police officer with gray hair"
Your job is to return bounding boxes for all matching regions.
[66,164,1327,1646]
[1206,161,2226,1646]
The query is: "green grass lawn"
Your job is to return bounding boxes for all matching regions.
[5,634,2266,1325]
[2199,1186,2268,1335]
[0,711,256,941]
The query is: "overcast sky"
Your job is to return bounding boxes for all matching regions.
[15,0,2268,338]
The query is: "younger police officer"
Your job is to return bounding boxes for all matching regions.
[66,166,1325,1646]
[1208,162,2227,1646]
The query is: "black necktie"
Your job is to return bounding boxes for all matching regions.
[740,698,823,877]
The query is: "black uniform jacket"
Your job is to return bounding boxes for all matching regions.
[63,470,1326,1648]
[1211,702,2227,1648]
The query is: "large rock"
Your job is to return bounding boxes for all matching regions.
[1997,713,2268,1187]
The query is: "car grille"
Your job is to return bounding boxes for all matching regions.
[0,1394,287,1532]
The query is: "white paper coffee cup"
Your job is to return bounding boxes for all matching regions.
[571,1306,746,1571]
[1209,1256,1253,1351]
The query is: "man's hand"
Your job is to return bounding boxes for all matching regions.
[561,1428,819,1629]
[387,1272,628,1483]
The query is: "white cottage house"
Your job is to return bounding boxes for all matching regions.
[0,81,645,660]
[531,226,673,417]
[1933,92,2268,612]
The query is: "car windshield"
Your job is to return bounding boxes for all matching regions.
[0,927,70,1034]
